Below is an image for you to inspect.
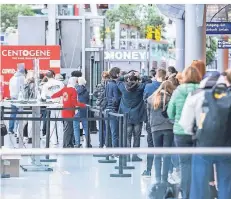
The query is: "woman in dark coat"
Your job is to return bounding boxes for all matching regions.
[117,72,147,162]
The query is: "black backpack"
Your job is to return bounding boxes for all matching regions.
[196,83,231,147]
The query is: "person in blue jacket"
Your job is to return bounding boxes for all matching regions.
[105,67,121,148]
[142,68,166,176]
[73,77,91,148]
[117,71,147,162]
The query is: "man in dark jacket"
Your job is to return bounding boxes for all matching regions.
[142,68,166,176]
[118,72,147,161]
[106,67,121,148]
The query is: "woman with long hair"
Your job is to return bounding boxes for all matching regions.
[167,66,202,198]
[147,80,175,183]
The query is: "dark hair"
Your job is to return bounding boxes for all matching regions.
[39,74,44,80]
[109,67,120,79]
[25,69,28,75]
[167,66,177,74]
[128,74,138,82]
[71,70,82,77]
[150,69,156,78]
[61,73,66,80]
[48,70,55,76]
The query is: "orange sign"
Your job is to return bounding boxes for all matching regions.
[0,45,61,98]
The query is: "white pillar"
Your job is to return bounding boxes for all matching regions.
[185,4,206,67]
[47,4,57,45]
[175,19,185,72]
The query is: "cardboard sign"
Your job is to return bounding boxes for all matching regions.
[0,45,60,98]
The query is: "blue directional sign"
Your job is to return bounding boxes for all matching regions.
[0,35,4,42]
[206,22,231,35]
[217,40,231,49]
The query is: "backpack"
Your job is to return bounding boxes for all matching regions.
[196,83,231,147]
[148,183,180,199]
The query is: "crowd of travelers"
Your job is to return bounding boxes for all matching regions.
[6,60,231,199]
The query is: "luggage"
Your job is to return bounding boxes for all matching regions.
[196,83,231,147]
[148,182,180,199]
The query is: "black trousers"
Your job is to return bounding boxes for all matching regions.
[63,121,74,148]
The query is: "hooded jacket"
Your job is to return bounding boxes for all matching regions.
[76,85,89,118]
[147,91,173,132]
[9,72,25,99]
[117,81,146,124]
[93,80,108,108]
[179,75,224,135]
[167,83,199,135]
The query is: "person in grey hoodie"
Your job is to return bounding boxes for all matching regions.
[147,80,175,184]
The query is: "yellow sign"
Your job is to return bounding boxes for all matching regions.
[146,25,161,41]
[105,27,111,33]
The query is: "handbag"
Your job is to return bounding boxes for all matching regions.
[1,123,8,137]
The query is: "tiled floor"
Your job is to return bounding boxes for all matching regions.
[1,131,156,199]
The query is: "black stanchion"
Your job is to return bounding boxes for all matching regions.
[93,109,107,157]
[115,113,135,170]
[86,106,91,148]
[98,110,116,164]
[40,110,56,163]
[110,116,131,177]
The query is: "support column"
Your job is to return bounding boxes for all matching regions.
[47,4,57,45]
[175,19,185,72]
[217,36,229,72]
[185,4,206,67]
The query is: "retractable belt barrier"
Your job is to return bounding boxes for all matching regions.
[1,105,133,178]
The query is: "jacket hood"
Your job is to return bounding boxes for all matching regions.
[125,81,139,92]
[76,85,87,95]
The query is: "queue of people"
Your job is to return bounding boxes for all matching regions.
[7,61,231,199]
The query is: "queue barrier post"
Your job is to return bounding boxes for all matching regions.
[115,112,135,170]
[86,106,90,148]
[98,110,117,164]
[110,116,131,178]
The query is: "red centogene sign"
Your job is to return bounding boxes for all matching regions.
[0,45,61,98]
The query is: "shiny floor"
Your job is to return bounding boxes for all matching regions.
[1,130,156,199]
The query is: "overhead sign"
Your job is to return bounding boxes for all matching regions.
[0,45,61,98]
[218,40,231,49]
[104,50,148,61]
[146,25,161,41]
[206,22,231,35]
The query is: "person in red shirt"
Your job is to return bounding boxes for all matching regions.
[52,77,86,148]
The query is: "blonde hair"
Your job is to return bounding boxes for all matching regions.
[182,66,202,84]
[153,80,175,110]
[78,77,87,86]
[191,60,206,78]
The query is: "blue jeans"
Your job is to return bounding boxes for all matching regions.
[9,105,18,132]
[174,134,193,199]
[152,129,173,183]
[73,113,88,146]
[109,115,119,148]
[190,155,231,199]
[146,122,154,172]
[169,141,180,174]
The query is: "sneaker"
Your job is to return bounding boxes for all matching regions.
[74,144,82,148]
[142,170,151,178]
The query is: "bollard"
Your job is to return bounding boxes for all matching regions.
[110,116,131,177]
[98,110,117,164]
[115,113,135,170]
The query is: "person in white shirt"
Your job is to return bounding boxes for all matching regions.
[41,70,64,146]
[8,65,26,134]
